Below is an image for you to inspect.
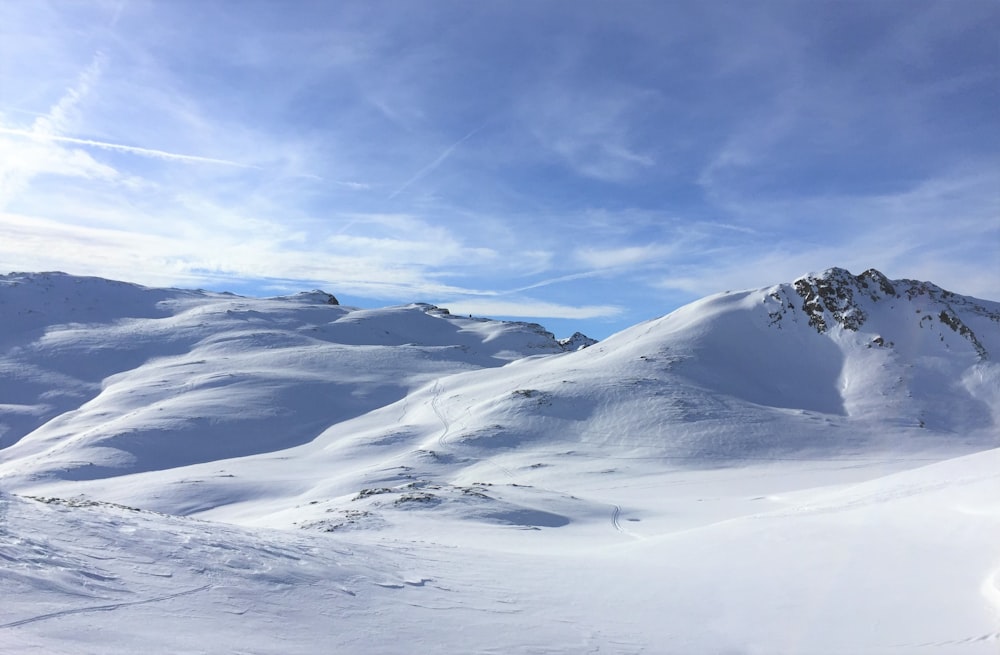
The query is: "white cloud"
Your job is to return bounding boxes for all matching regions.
[575,244,672,270]
[521,83,659,182]
[0,135,119,183]
[438,299,622,320]
[0,52,119,208]
[331,180,371,190]
[0,206,512,303]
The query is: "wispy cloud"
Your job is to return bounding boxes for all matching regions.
[656,167,1000,300]
[0,128,259,168]
[521,84,658,182]
[507,270,608,294]
[0,208,498,301]
[31,51,107,136]
[575,244,674,270]
[0,52,117,207]
[439,298,622,321]
[331,180,371,190]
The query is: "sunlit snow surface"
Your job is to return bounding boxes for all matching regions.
[1,270,998,653]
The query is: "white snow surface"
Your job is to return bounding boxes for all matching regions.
[1,268,999,653]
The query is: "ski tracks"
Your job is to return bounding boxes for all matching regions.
[0,583,213,629]
[429,378,513,479]
[895,632,1000,649]
[610,504,640,540]
[611,504,624,532]
[889,564,1000,649]
[430,380,451,448]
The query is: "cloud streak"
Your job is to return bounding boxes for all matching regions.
[388,126,483,199]
[440,298,622,321]
[0,128,259,169]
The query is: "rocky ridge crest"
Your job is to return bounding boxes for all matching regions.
[763,267,998,359]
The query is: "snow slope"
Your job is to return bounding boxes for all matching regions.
[1,267,998,653]
[0,272,577,478]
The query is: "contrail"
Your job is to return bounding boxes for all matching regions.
[389,126,483,199]
[508,269,607,294]
[0,127,259,169]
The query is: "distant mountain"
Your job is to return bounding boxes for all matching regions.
[0,271,589,474]
[558,331,598,351]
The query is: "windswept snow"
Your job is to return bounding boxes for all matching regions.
[1,268,998,653]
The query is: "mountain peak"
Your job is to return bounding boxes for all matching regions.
[785,268,998,359]
[284,289,340,305]
[558,331,598,351]
[792,267,896,332]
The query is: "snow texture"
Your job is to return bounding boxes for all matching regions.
[1,267,998,654]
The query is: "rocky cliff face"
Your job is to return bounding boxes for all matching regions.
[762,267,998,359]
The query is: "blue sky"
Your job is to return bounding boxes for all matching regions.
[1,1,998,339]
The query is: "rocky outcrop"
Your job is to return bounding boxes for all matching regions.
[784,267,998,359]
[558,332,598,351]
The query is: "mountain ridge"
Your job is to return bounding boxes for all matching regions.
[1,266,995,512]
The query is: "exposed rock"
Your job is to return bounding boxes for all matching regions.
[559,332,598,351]
[793,267,867,332]
[786,267,997,359]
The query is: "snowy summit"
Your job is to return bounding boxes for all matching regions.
[1,267,998,654]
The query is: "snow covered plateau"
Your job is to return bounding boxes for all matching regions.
[1,267,998,654]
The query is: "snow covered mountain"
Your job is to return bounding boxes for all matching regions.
[0,272,583,475]
[2,268,998,654]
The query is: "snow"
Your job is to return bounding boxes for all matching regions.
[1,268,998,653]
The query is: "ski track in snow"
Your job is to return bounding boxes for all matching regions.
[0,584,213,629]
[895,632,1000,649]
[610,504,641,540]
[430,379,451,450]
[610,503,625,533]
[429,377,514,480]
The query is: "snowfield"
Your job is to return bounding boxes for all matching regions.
[1,268,998,653]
